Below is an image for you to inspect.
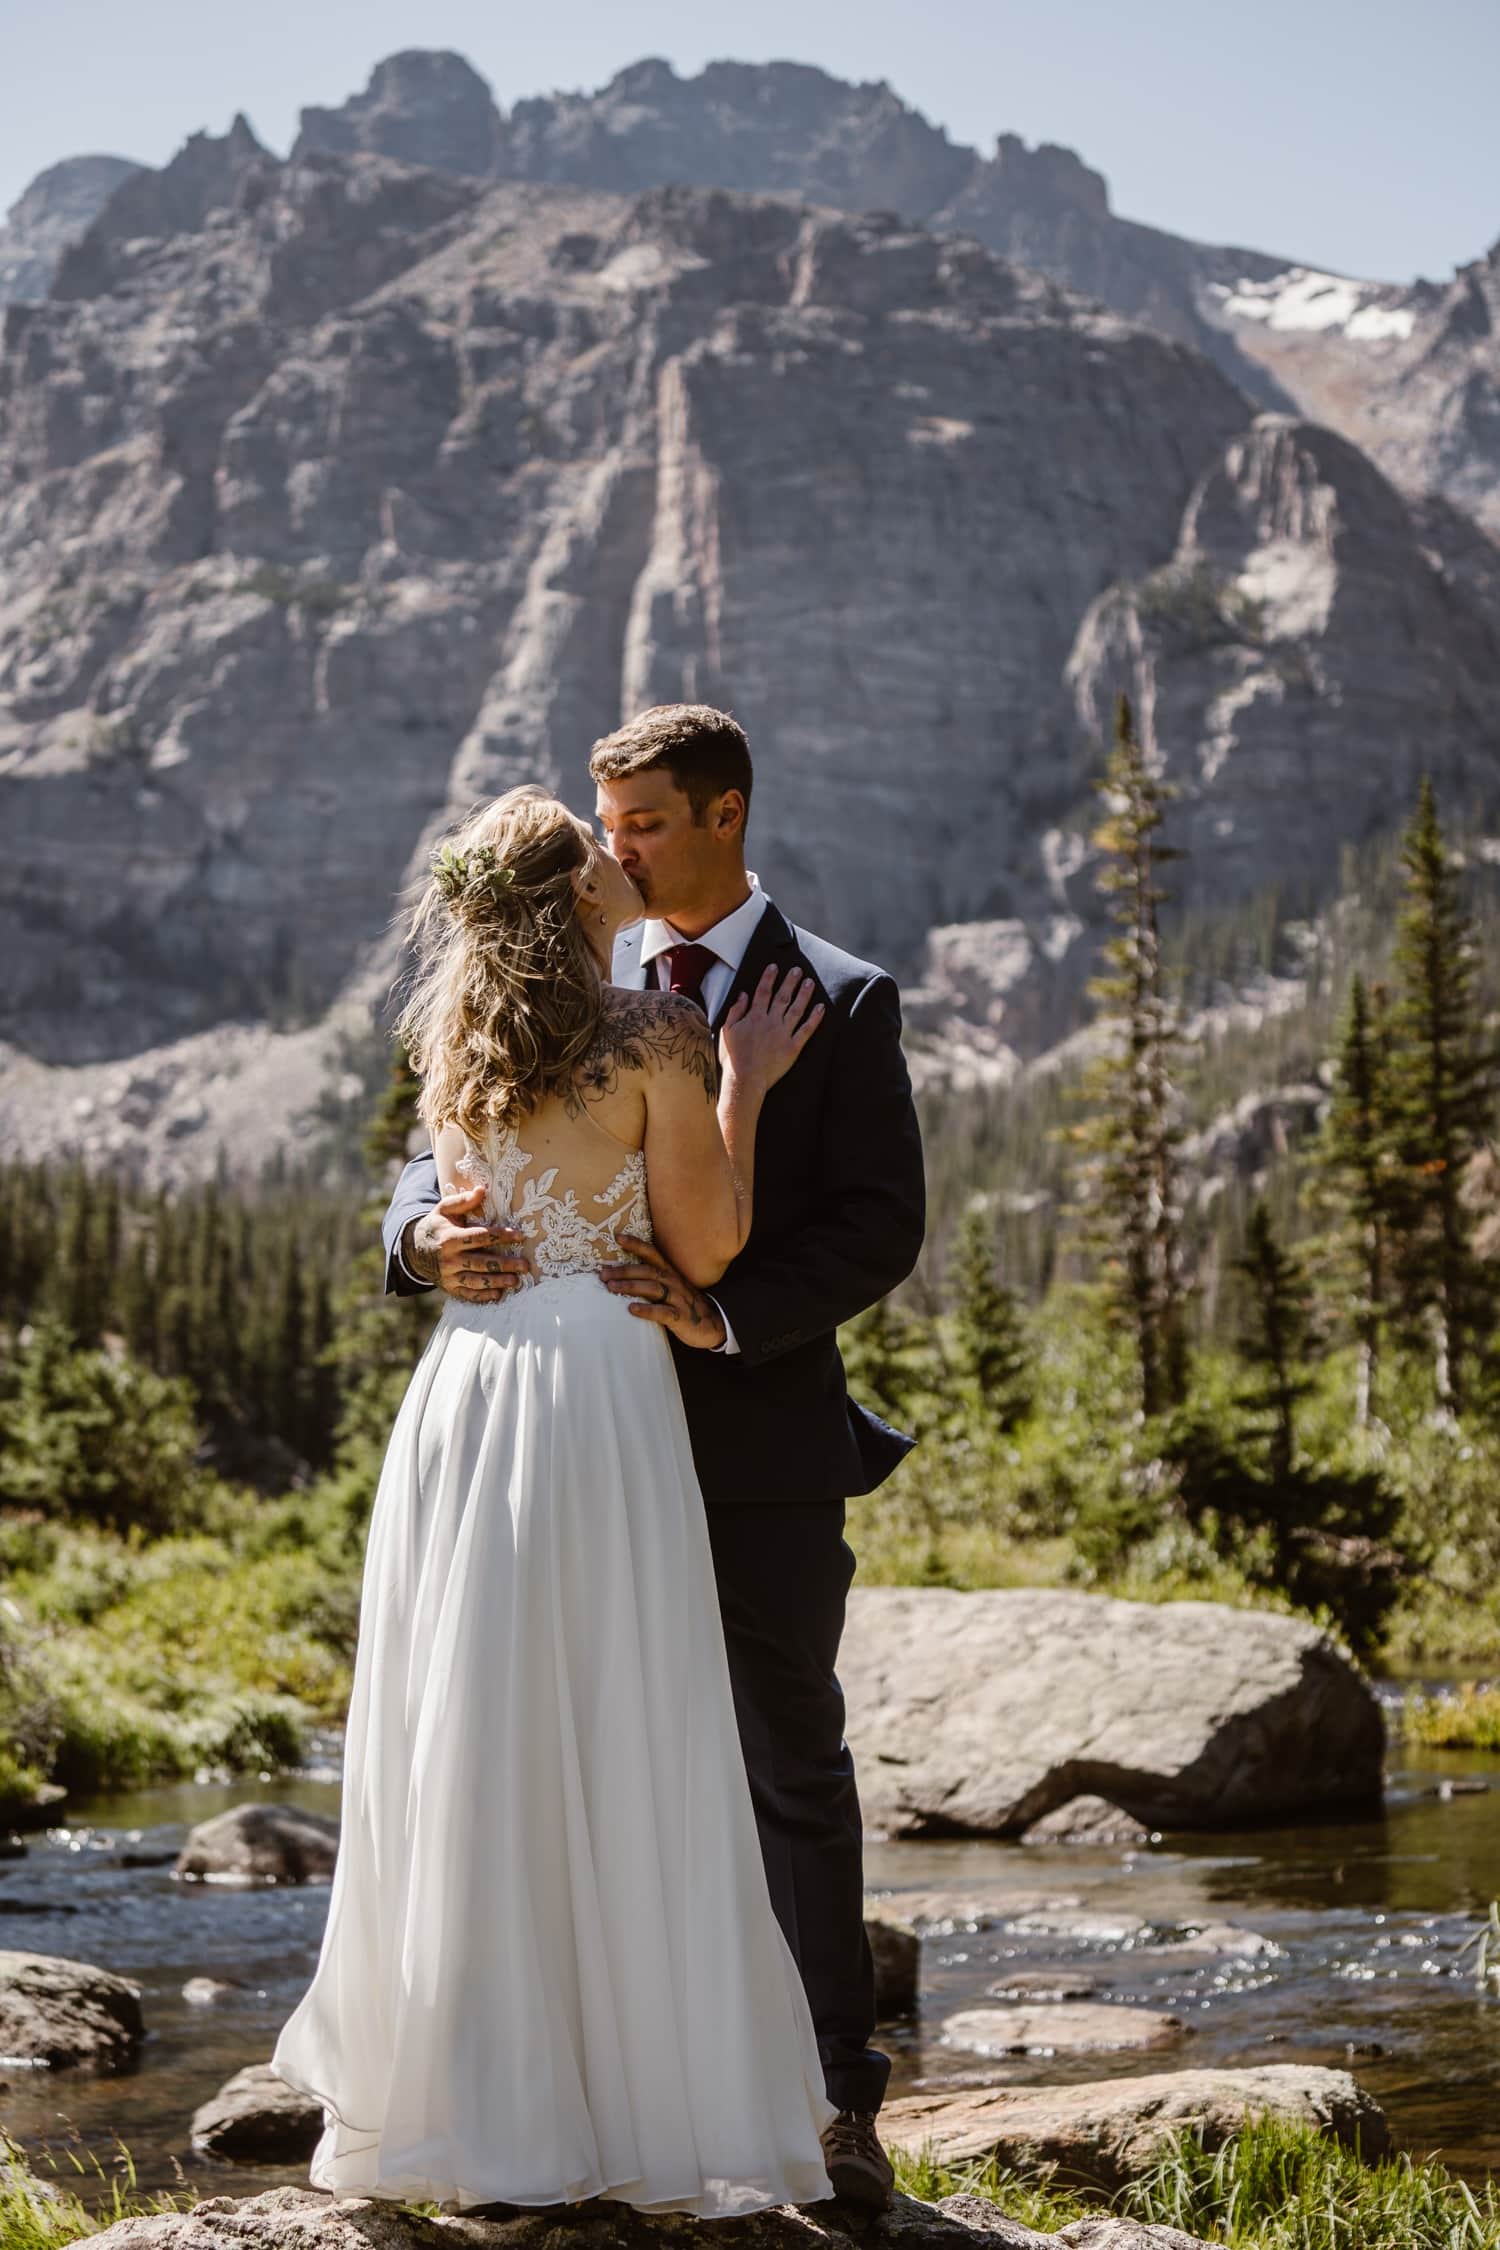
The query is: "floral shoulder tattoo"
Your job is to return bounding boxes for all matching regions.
[569,991,717,1113]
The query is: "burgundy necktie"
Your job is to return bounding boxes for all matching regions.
[660,941,719,1014]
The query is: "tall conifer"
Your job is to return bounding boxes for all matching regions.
[1068,692,1190,1415]
[1385,778,1497,1414]
[1318,973,1398,1431]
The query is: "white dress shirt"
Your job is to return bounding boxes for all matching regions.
[636,871,768,1022]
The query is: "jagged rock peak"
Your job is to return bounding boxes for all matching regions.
[506,52,977,212]
[51,114,275,300]
[987,133,1111,219]
[293,50,508,178]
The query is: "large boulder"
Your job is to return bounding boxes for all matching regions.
[174,1801,340,1883]
[882,2065,1389,2187]
[193,2063,325,2161]
[0,1948,144,2067]
[74,2182,1220,2250]
[839,1589,1384,1836]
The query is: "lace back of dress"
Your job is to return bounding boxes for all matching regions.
[455,1101,651,1282]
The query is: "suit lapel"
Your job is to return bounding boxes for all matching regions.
[709,899,799,1034]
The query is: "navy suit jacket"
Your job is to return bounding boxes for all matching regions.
[380,896,927,1503]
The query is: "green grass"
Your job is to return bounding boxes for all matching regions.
[0,2128,200,2248]
[894,2116,1500,2248]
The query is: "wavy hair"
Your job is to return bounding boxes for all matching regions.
[395,784,605,1144]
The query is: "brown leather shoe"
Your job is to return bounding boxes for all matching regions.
[820,2108,895,2209]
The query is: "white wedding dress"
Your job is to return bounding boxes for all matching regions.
[270,1108,836,2217]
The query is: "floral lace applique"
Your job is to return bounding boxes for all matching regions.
[455,1124,652,1282]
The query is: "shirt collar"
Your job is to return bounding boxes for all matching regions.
[640,871,767,970]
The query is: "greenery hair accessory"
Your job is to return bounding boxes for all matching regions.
[431,840,517,914]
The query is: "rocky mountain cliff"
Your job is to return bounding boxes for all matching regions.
[10,49,1497,533]
[1,62,1498,1177]
[287,52,1500,532]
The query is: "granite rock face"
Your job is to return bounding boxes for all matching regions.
[0,138,1262,1168]
[294,50,509,179]
[3,78,1499,1171]
[837,1587,1384,1837]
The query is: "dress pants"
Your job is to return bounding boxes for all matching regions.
[703,1500,889,2116]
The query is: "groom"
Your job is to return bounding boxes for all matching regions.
[382,703,926,2207]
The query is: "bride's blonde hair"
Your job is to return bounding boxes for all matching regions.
[395,784,606,1142]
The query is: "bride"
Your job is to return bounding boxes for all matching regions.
[270,783,835,2216]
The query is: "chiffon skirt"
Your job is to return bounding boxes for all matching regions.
[270,1273,835,2216]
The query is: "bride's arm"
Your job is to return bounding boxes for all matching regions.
[642,972,823,1288]
[640,998,751,1287]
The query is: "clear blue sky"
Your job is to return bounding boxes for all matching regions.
[4,0,1495,282]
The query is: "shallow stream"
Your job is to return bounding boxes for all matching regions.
[3,1690,1500,2208]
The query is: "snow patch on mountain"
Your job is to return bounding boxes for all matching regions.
[1207,267,1415,342]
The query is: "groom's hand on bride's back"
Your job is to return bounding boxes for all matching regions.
[600,1236,727,1349]
[401,1185,533,1302]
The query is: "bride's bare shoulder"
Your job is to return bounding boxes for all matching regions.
[575,987,715,1102]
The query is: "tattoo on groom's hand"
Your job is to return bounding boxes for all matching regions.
[407,1187,533,1302]
[599,1237,727,1350]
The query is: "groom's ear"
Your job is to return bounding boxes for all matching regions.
[711,788,747,842]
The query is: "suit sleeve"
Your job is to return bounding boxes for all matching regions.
[708,971,926,1369]
[382,1150,441,1297]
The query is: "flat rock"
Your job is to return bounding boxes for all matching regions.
[1022,1797,1155,1848]
[883,2065,1389,2187]
[866,1903,921,2017]
[194,2062,326,2161]
[881,1890,1085,1934]
[0,1948,145,2068]
[75,2181,1219,2249]
[939,2200,1210,2250]
[943,2003,1185,2057]
[175,1801,340,1884]
[841,1589,1384,1836]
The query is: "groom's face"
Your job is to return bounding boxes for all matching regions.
[595,769,730,921]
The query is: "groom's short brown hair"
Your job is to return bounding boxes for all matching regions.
[589,703,753,825]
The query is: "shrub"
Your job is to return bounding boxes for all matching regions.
[0,1323,210,1538]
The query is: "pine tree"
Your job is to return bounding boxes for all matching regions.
[1385,777,1498,1415]
[119,1235,157,1365]
[1067,692,1190,1416]
[1233,1200,1315,1483]
[1317,973,1398,1432]
[948,1201,1032,1437]
[50,1169,101,1346]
